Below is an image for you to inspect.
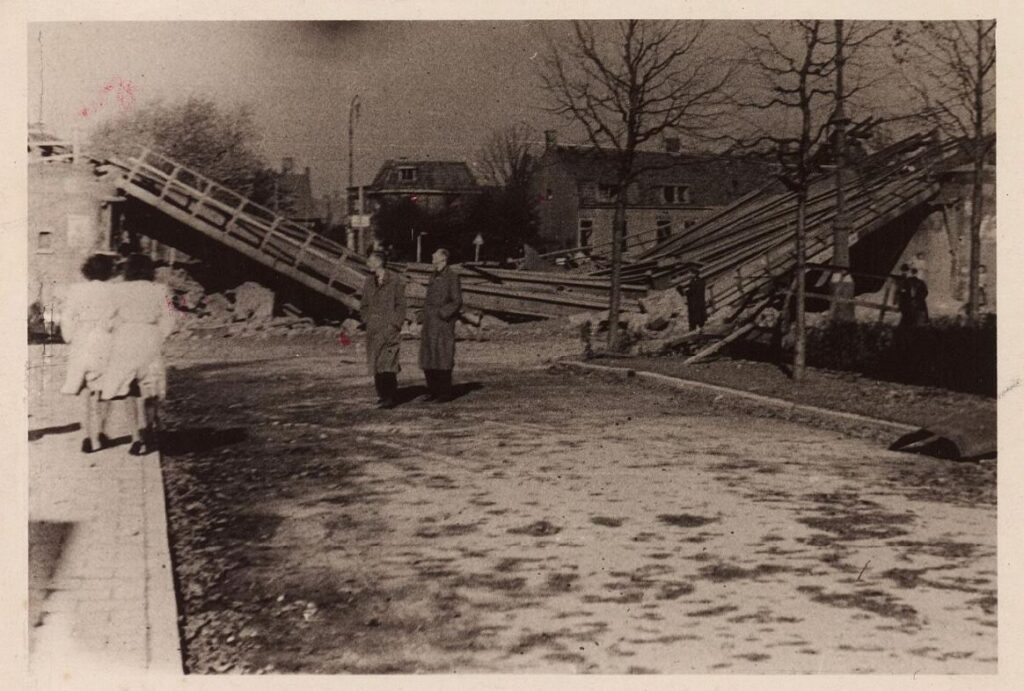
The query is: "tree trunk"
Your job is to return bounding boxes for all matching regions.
[967,143,984,324]
[967,21,987,325]
[794,193,808,382]
[607,197,626,351]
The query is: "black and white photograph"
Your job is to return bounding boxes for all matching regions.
[4,1,1017,687]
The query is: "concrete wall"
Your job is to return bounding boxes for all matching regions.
[894,171,996,316]
[28,162,117,313]
[851,168,996,319]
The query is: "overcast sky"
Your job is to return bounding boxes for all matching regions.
[29,21,919,198]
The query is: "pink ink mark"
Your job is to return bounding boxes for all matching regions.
[338,333,352,347]
[78,77,137,118]
[166,294,194,313]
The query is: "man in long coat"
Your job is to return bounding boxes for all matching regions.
[908,268,930,326]
[420,248,462,402]
[896,263,918,328]
[686,268,708,331]
[360,252,407,408]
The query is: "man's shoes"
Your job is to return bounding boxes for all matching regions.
[128,440,147,456]
[81,438,99,454]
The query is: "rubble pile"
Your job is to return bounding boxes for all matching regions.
[567,287,704,355]
[156,266,340,340]
[153,266,536,342]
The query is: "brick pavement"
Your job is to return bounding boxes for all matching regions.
[26,345,181,686]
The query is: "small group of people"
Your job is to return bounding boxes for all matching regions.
[360,248,463,409]
[895,263,930,327]
[60,252,176,455]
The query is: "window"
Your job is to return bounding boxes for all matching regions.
[37,230,53,253]
[663,185,691,204]
[398,166,417,183]
[597,184,617,202]
[578,219,594,248]
[655,219,672,243]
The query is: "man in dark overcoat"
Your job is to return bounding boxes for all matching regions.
[419,248,462,402]
[908,268,930,326]
[895,263,918,328]
[686,268,708,331]
[360,252,407,408]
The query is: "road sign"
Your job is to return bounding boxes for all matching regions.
[350,214,372,229]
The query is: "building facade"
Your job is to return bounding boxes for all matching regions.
[530,132,777,257]
[28,153,121,319]
[346,159,484,255]
[349,159,483,216]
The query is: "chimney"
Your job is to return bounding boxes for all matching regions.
[664,137,681,154]
[544,130,558,151]
[281,157,295,173]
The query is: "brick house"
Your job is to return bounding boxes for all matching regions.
[349,159,483,216]
[530,131,777,256]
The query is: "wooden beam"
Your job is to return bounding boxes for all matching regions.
[683,323,756,365]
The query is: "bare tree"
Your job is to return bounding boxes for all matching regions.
[737,21,838,382]
[477,123,536,190]
[734,21,885,379]
[893,20,995,324]
[473,123,541,262]
[540,20,736,351]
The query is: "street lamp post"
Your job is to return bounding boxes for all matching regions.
[416,230,427,264]
[473,233,484,263]
[348,94,361,243]
[830,20,855,321]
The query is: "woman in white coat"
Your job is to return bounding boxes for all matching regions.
[99,254,177,455]
[59,253,117,453]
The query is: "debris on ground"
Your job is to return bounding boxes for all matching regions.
[157,265,341,341]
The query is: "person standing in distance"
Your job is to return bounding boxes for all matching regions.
[360,252,407,409]
[419,248,462,402]
[908,268,930,326]
[895,263,917,328]
[685,267,708,332]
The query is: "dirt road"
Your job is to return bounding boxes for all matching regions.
[160,334,996,674]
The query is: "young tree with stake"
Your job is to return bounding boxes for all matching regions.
[540,20,735,351]
[737,21,840,382]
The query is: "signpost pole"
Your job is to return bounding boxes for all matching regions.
[473,233,484,263]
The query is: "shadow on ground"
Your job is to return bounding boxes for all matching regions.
[29,521,75,630]
[393,382,484,406]
[159,427,249,456]
[28,423,81,441]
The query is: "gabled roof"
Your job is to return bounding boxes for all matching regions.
[370,160,480,192]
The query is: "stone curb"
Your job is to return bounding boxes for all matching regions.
[556,360,919,436]
[141,450,184,675]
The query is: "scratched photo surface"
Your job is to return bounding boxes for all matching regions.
[25,20,996,676]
